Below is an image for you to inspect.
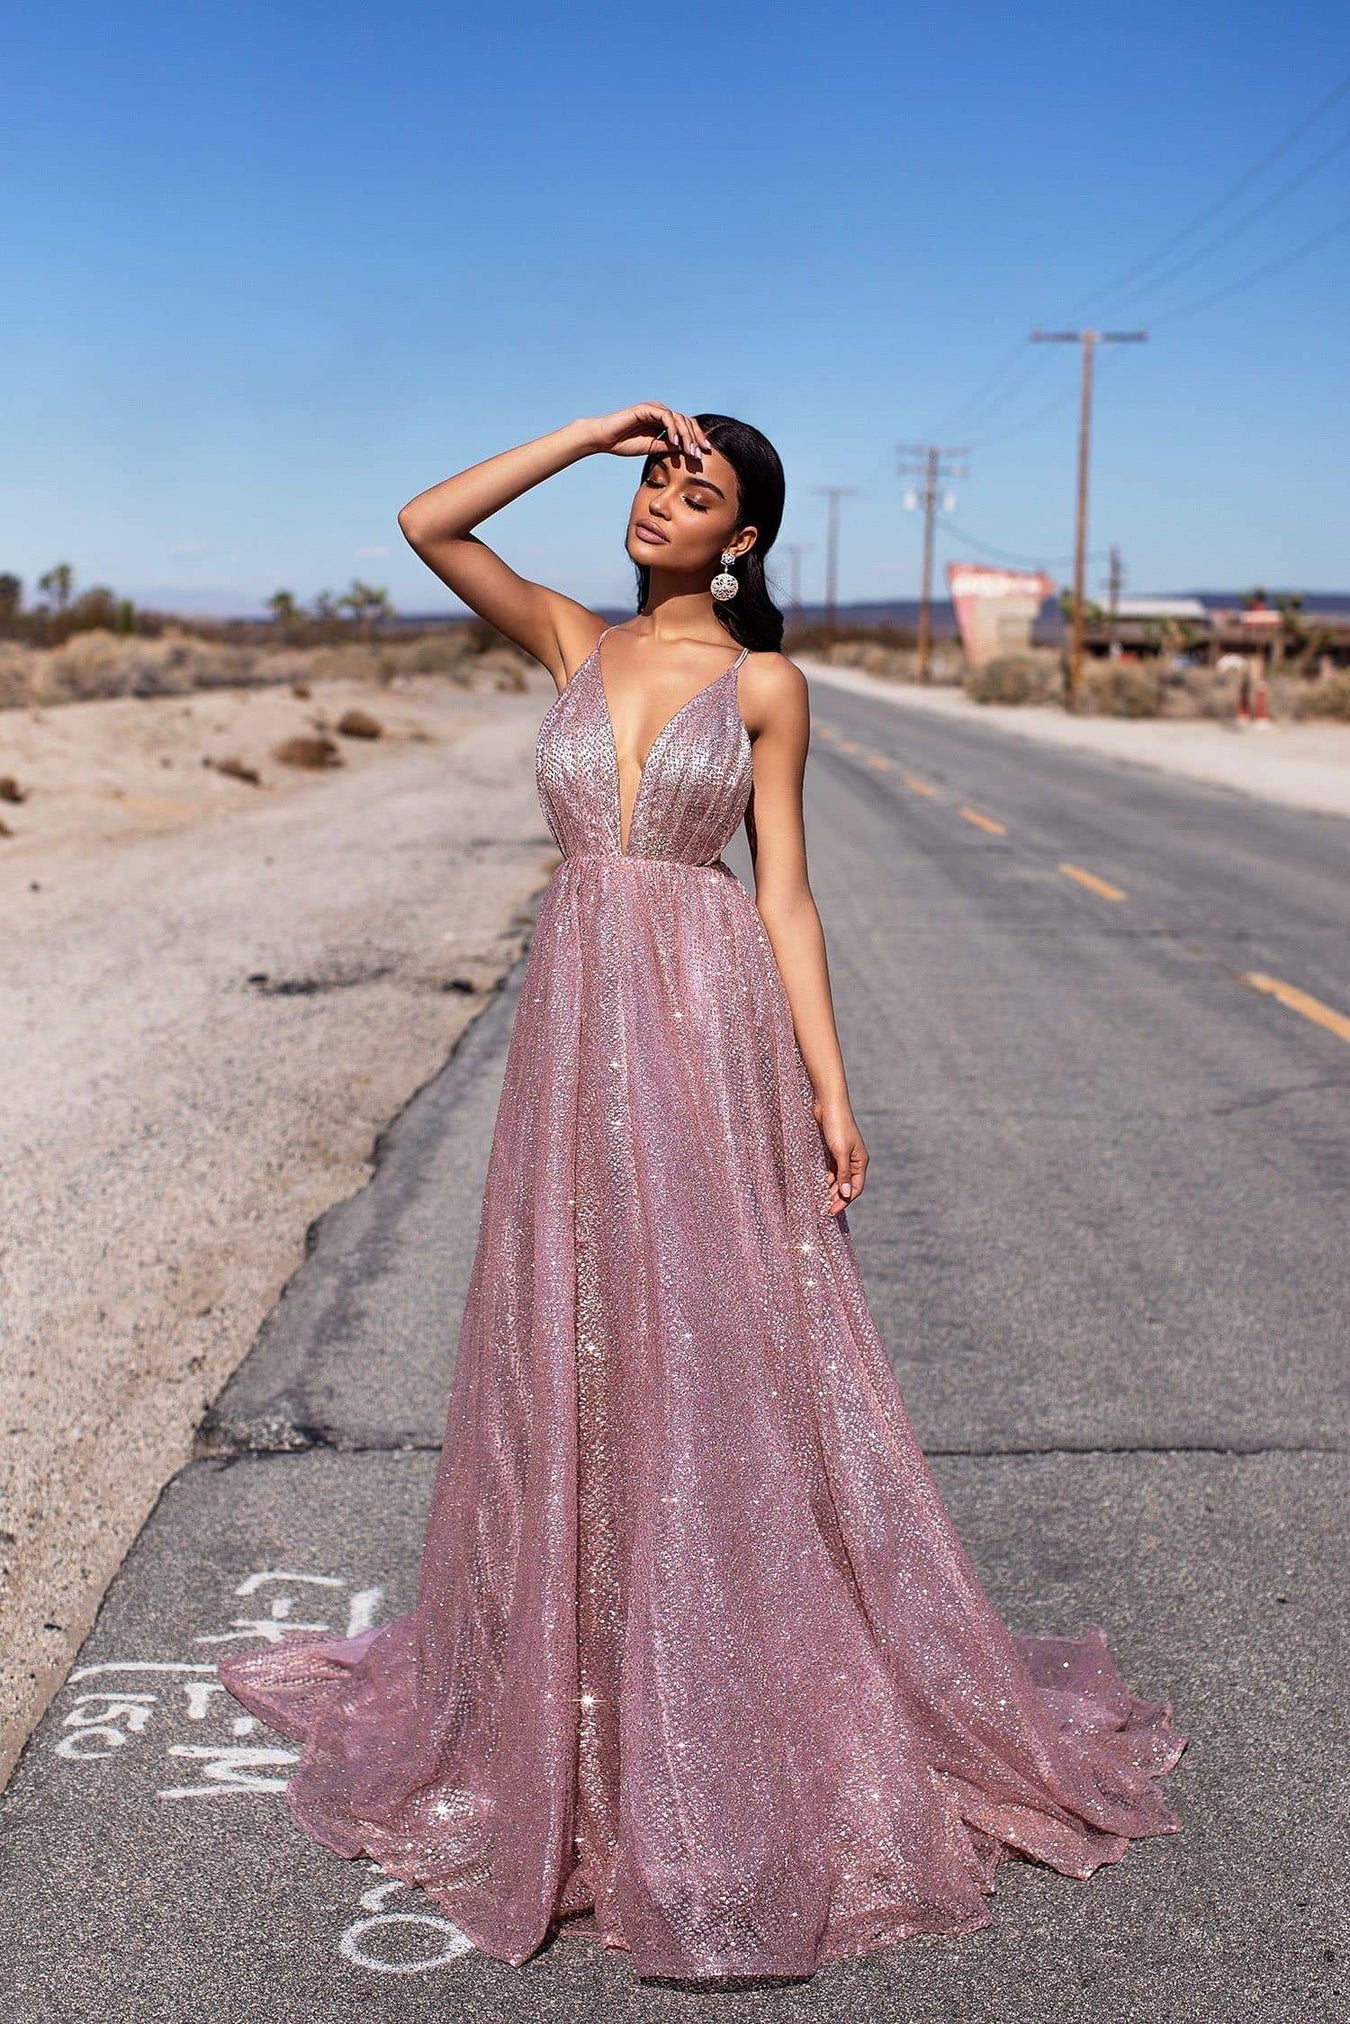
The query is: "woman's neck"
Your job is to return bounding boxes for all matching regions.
[636,580,723,644]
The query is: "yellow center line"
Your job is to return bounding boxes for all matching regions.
[865,753,892,770]
[837,739,861,755]
[960,806,1007,836]
[1243,972,1350,1044]
[1058,861,1127,903]
[901,772,939,798]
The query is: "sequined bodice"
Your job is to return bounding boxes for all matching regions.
[536,634,753,865]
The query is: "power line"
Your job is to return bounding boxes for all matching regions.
[1150,206,1350,324]
[925,339,1043,436]
[940,350,1057,440]
[919,71,1350,473]
[965,377,1084,449]
[1092,122,1350,317]
[960,335,1128,449]
[935,517,1096,570]
[1075,68,1350,314]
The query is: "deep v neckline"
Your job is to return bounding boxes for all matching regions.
[594,630,748,855]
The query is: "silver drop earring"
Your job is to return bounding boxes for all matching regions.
[710,550,739,603]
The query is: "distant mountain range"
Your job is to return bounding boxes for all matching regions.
[487,591,1350,638]
[126,588,1350,631]
[773,592,1350,640]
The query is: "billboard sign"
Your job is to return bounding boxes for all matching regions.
[946,564,1055,667]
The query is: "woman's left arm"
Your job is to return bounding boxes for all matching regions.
[739,655,868,1213]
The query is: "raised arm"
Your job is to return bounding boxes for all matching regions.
[739,656,869,1212]
[397,404,711,689]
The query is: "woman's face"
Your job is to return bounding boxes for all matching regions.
[625,447,758,578]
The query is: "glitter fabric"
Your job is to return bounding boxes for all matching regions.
[219,630,1185,1980]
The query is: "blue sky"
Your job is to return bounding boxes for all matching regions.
[4,1,1348,616]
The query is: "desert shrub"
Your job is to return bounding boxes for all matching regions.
[785,622,918,656]
[1297,670,1350,721]
[1080,662,1162,717]
[789,635,952,682]
[835,640,914,677]
[44,628,127,696]
[0,645,37,709]
[0,624,530,712]
[382,634,478,680]
[186,643,271,691]
[964,655,1058,705]
[291,643,380,684]
[1164,665,1238,720]
[34,631,260,703]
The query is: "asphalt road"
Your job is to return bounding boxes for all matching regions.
[2,682,1346,2021]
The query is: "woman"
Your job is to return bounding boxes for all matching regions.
[220,402,1184,1982]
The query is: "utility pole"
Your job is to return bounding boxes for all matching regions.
[1106,544,1124,659]
[896,444,967,681]
[1031,329,1147,708]
[812,487,856,637]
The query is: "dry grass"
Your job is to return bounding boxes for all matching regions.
[1296,670,1350,721]
[0,627,533,714]
[964,654,1062,706]
[966,656,1350,722]
[793,631,964,685]
[1080,662,1163,717]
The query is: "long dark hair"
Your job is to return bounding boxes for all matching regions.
[633,411,787,653]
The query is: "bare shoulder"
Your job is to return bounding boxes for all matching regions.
[738,650,810,735]
[548,595,612,695]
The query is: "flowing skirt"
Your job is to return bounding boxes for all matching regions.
[220,852,1184,1980]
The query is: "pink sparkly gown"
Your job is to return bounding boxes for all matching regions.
[219,627,1185,1980]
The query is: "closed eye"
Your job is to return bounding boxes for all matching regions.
[645,471,709,510]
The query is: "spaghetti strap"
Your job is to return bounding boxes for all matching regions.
[559,626,612,692]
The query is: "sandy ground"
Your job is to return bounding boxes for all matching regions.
[0,667,560,1779]
[800,659,1350,818]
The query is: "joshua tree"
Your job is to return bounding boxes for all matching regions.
[340,579,394,641]
[310,590,338,623]
[267,589,299,630]
[1275,594,1317,670]
[37,562,74,613]
[1058,588,1104,624]
[0,573,22,631]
